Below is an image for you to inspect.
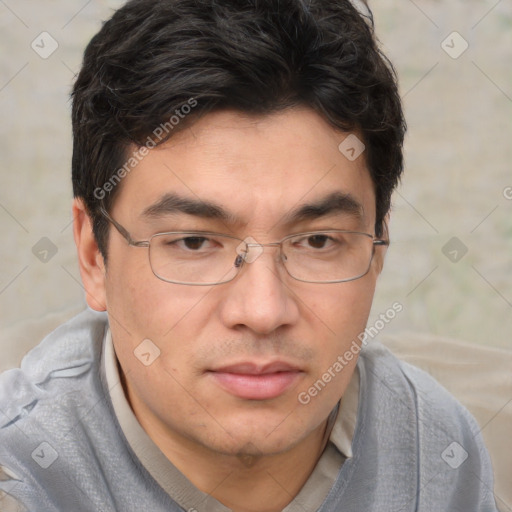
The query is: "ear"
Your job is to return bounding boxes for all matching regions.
[72,198,107,312]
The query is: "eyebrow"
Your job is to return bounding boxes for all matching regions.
[283,191,364,225]
[141,193,239,224]
[141,191,364,226]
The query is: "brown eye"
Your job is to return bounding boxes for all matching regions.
[182,237,207,250]
[307,235,329,249]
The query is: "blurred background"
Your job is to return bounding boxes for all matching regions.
[0,0,511,353]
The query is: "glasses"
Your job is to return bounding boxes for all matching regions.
[100,208,388,286]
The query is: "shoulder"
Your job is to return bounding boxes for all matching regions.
[0,311,189,511]
[357,341,497,509]
[359,340,477,426]
[0,309,113,509]
[358,340,487,442]
[0,308,108,430]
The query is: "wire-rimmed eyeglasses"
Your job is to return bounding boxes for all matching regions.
[99,207,388,286]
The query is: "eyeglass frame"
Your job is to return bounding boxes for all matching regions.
[98,207,389,285]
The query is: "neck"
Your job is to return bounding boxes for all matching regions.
[149,416,331,512]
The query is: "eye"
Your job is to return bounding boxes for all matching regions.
[305,234,331,249]
[294,234,339,250]
[158,234,219,252]
[289,232,347,253]
[179,236,209,250]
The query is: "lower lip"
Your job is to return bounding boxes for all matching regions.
[209,371,302,400]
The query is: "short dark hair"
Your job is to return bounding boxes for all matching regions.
[72,0,406,259]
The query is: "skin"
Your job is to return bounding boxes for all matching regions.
[73,107,386,512]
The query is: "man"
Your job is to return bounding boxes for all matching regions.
[0,0,498,510]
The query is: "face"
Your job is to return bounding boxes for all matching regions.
[78,107,385,459]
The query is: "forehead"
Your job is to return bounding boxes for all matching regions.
[112,107,376,232]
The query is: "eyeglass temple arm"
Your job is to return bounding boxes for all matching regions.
[99,207,148,247]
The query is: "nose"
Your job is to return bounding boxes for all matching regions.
[218,245,300,335]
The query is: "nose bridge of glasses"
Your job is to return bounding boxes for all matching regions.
[236,237,283,264]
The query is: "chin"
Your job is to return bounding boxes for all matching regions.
[192,410,317,458]
[201,431,301,459]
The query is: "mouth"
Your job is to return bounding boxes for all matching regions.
[207,361,304,400]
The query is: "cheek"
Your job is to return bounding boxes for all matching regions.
[105,245,206,337]
[305,277,376,341]
[299,278,375,386]
[105,269,206,410]
[105,271,217,404]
